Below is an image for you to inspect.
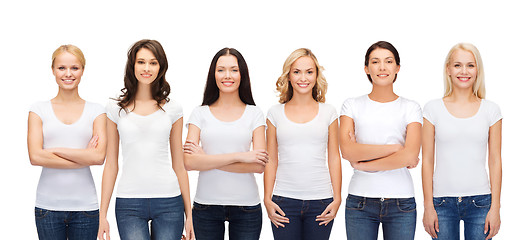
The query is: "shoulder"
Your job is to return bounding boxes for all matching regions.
[342,95,366,106]
[164,99,183,113]
[482,99,500,110]
[267,104,283,115]
[29,101,50,117]
[320,103,337,114]
[246,105,264,116]
[85,101,105,113]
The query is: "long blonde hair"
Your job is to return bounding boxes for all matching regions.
[276,48,328,103]
[443,43,485,99]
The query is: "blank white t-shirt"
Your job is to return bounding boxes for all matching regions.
[423,98,502,197]
[267,103,337,200]
[187,105,265,206]
[106,100,183,198]
[340,95,422,198]
[30,101,104,211]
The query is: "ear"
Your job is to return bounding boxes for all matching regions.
[395,65,401,74]
[364,65,369,75]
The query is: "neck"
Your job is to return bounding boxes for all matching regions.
[449,87,478,102]
[369,84,397,102]
[135,82,153,101]
[54,88,82,103]
[214,91,244,107]
[288,91,317,105]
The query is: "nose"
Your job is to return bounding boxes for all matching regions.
[145,63,150,71]
[225,69,232,79]
[65,68,72,76]
[461,66,468,74]
[379,62,386,70]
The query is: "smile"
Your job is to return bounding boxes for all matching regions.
[458,77,471,82]
[222,81,234,86]
[297,83,310,88]
[141,73,152,78]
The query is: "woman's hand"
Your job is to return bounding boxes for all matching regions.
[87,135,99,149]
[237,150,269,165]
[183,141,205,155]
[423,207,439,238]
[485,207,500,240]
[182,215,195,240]
[264,198,289,228]
[316,199,341,226]
[97,217,110,240]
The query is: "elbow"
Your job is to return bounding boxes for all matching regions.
[183,155,196,171]
[254,165,265,174]
[28,153,42,166]
[341,151,359,163]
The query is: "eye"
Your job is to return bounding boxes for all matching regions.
[217,69,224,72]
[232,69,239,72]
[387,60,393,64]
[137,60,145,64]
[468,64,475,68]
[371,60,378,64]
[454,64,461,68]
[307,70,314,74]
[150,61,158,65]
[72,67,80,70]
[293,70,299,74]
[58,66,65,70]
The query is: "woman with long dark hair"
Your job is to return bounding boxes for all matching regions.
[98,39,193,240]
[183,48,267,240]
[28,44,106,239]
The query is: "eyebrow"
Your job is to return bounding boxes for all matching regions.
[292,67,314,71]
[136,57,157,61]
[453,61,476,64]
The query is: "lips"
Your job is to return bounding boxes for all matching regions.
[222,81,234,87]
[377,74,389,78]
[457,77,471,82]
[62,79,75,84]
[297,83,309,88]
[141,73,152,78]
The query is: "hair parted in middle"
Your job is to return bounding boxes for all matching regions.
[116,39,170,113]
[364,41,400,83]
[443,42,486,99]
[276,48,328,103]
[201,47,256,106]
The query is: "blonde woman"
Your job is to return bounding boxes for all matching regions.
[422,43,502,240]
[264,48,342,240]
[28,45,106,239]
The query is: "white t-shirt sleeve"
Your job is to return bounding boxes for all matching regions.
[486,100,503,127]
[166,101,183,124]
[29,101,45,118]
[405,100,423,125]
[187,106,203,129]
[250,106,266,131]
[328,104,338,125]
[422,100,437,125]
[266,105,278,127]
[105,101,121,124]
[340,98,355,119]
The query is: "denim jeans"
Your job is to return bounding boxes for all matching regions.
[345,194,416,240]
[192,202,262,240]
[35,207,99,240]
[115,196,184,240]
[433,194,492,240]
[271,195,334,240]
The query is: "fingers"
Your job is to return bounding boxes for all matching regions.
[485,221,500,240]
[88,135,99,148]
[316,204,337,226]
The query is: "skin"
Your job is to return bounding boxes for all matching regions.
[28,51,107,169]
[422,49,501,240]
[183,54,268,173]
[97,48,194,240]
[340,48,421,172]
[263,56,342,228]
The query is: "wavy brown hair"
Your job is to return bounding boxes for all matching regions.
[116,39,170,113]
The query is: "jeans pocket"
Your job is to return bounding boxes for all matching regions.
[433,197,446,207]
[397,198,417,212]
[472,194,492,208]
[240,204,262,213]
[82,210,99,218]
[272,195,283,205]
[193,202,210,211]
[345,195,365,210]
[318,198,334,208]
[35,207,50,219]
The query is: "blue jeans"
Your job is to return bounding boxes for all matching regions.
[192,202,262,240]
[271,195,334,240]
[35,207,99,240]
[345,194,416,240]
[115,196,184,240]
[433,194,492,240]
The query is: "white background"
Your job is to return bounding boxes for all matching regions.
[1,0,526,239]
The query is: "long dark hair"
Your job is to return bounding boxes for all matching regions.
[116,39,170,112]
[201,48,255,106]
[364,41,400,83]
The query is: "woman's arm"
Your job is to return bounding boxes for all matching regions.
[183,124,268,172]
[27,112,84,169]
[47,114,107,165]
[316,119,342,226]
[98,118,120,240]
[263,120,289,228]
[339,115,402,163]
[421,119,439,238]
[218,125,267,173]
[353,122,422,171]
[170,118,194,240]
[485,119,502,240]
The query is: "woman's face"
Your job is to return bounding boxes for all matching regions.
[52,52,84,91]
[447,49,477,91]
[364,48,400,86]
[289,56,317,96]
[215,55,241,93]
[134,48,160,85]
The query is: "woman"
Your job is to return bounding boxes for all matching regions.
[339,41,422,240]
[264,48,342,240]
[97,39,193,240]
[422,43,502,240]
[28,44,106,239]
[183,47,267,240]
